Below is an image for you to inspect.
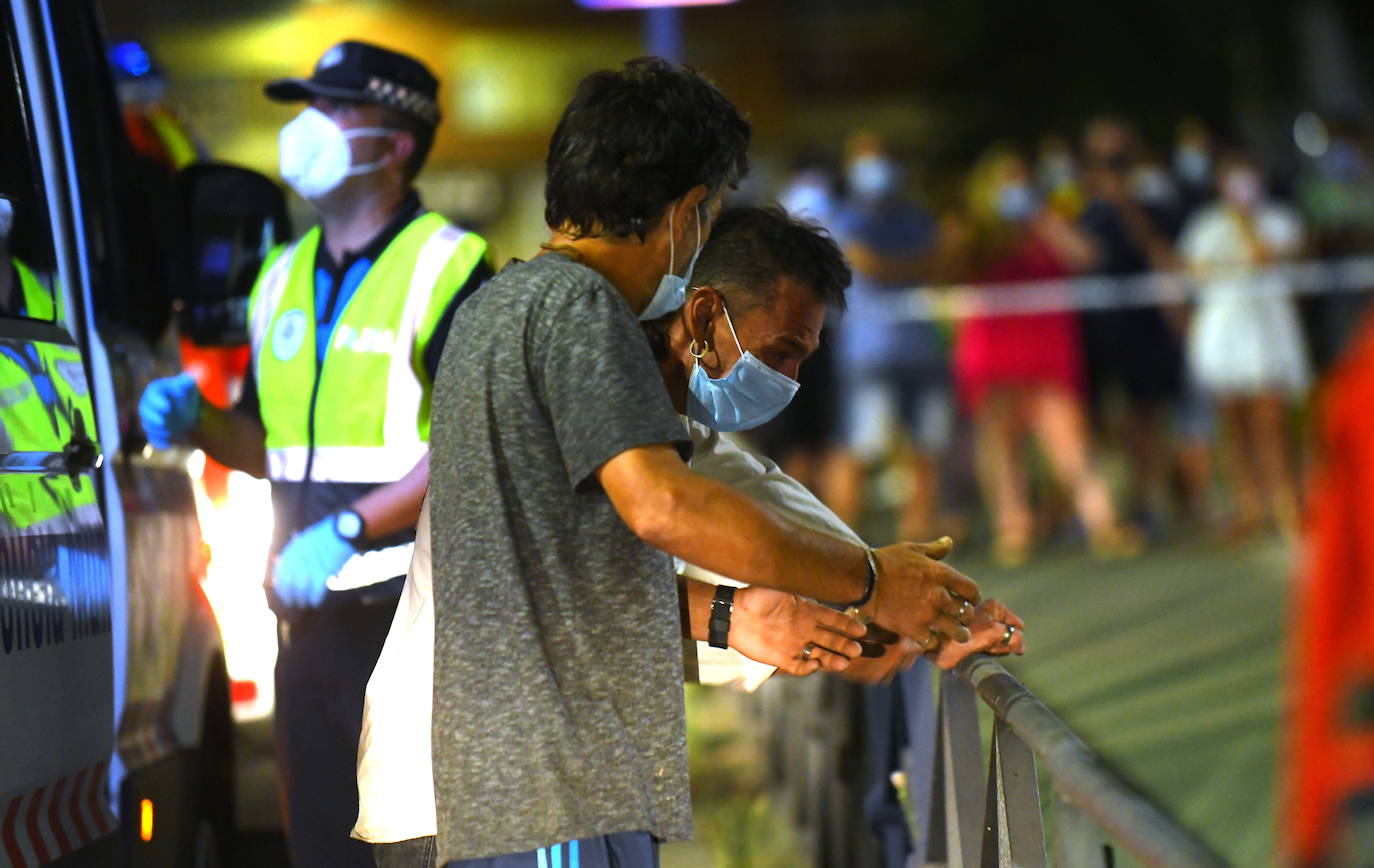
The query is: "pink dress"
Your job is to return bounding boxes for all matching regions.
[953,233,1085,413]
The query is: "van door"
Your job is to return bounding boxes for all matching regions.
[0,6,118,865]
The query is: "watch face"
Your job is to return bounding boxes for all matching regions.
[336,510,363,541]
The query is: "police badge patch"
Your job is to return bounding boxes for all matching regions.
[272,309,308,362]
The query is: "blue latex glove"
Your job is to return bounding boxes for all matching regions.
[138,373,203,449]
[271,516,355,609]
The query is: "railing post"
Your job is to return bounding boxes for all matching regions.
[980,719,1048,867]
[1051,791,1112,868]
[925,672,986,867]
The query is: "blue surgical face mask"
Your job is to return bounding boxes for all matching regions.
[1174,146,1211,186]
[996,182,1038,222]
[686,303,800,432]
[639,202,703,321]
[847,155,901,201]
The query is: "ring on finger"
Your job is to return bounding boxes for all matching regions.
[800,643,816,661]
[1000,625,1016,646]
[918,632,939,650]
[957,598,974,623]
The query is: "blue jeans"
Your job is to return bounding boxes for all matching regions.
[373,831,659,868]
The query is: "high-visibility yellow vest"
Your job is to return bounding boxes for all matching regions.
[247,213,487,484]
[11,257,62,322]
[0,334,99,534]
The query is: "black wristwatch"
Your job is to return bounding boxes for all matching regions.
[708,585,736,650]
[333,509,367,550]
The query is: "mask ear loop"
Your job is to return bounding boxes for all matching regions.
[720,302,745,357]
[665,201,677,278]
[342,127,402,176]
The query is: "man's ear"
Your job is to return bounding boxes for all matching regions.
[674,184,710,243]
[680,184,709,212]
[387,130,416,170]
[683,285,722,346]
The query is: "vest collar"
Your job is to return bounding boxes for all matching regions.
[314,189,425,280]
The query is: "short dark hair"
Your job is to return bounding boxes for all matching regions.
[642,205,851,359]
[696,205,851,313]
[380,106,434,184]
[544,57,751,239]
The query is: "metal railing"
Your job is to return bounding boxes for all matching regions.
[921,654,1229,868]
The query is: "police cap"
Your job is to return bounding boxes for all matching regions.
[265,41,440,127]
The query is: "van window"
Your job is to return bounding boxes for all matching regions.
[0,14,62,324]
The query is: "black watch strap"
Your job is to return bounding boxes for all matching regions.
[708,585,736,650]
[334,509,367,551]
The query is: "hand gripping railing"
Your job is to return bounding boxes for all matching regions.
[920,655,1230,868]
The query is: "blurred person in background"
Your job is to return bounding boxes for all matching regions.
[747,154,845,498]
[1036,132,1085,219]
[1131,150,1185,231]
[827,130,953,542]
[109,39,206,172]
[951,147,1137,565]
[1178,153,1308,540]
[110,40,251,506]
[138,42,493,868]
[776,150,840,228]
[1078,116,1188,534]
[1173,117,1217,217]
[1295,117,1374,373]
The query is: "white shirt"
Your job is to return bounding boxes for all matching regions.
[351,418,862,843]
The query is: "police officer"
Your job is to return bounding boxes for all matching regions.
[138,42,491,868]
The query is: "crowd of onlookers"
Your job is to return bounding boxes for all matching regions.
[748,115,1374,564]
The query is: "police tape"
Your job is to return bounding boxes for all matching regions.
[877,255,1374,322]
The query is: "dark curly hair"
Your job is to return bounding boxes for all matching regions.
[544,57,751,240]
[643,205,851,358]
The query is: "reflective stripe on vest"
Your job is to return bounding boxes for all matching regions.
[248,213,487,484]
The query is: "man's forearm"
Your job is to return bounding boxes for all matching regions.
[603,446,868,604]
[351,454,429,540]
[192,405,267,477]
[674,482,868,604]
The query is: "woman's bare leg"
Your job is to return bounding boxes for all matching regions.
[975,390,1033,565]
[1030,387,1117,533]
[1251,390,1300,538]
[1218,395,1265,539]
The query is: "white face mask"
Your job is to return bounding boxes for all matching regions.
[639,201,704,321]
[847,155,901,201]
[279,107,397,200]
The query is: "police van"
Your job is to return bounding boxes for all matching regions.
[0,0,256,864]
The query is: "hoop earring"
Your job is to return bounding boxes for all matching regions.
[689,339,710,359]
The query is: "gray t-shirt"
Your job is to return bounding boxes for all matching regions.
[428,253,694,862]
